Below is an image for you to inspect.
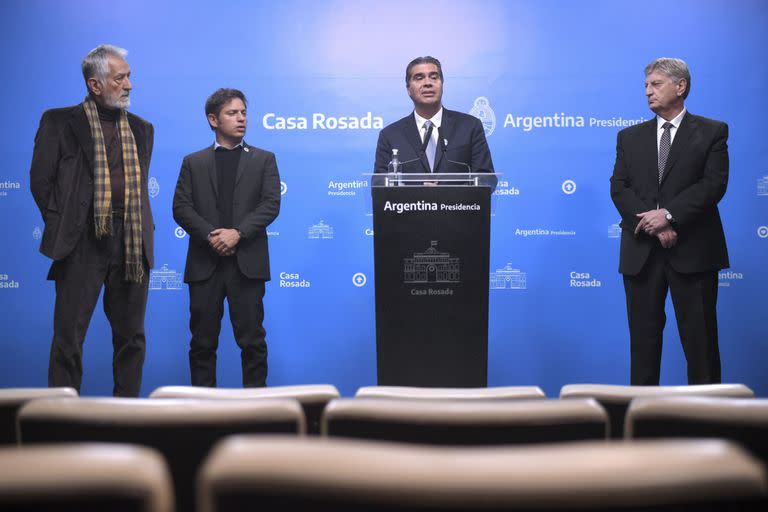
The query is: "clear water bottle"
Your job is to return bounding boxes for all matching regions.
[388,148,400,173]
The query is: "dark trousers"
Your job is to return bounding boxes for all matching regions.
[623,245,721,386]
[48,214,148,397]
[188,257,267,387]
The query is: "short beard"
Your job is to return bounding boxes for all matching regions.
[104,94,130,110]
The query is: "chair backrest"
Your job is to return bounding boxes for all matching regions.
[198,435,767,512]
[17,397,304,512]
[559,383,754,439]
[355,385,546,400]
[0,443,173,512]
[149,384,339,435]
[0,387,77,444]
[323,397,608,444]
[626,396,768,464]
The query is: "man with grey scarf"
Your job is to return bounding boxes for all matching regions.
[30,44,155,396]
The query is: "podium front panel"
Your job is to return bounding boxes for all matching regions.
[372,186,490,387]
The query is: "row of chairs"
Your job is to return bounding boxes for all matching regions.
[1,383,766,512]
[2,438,766,511]
[1,382,756,441]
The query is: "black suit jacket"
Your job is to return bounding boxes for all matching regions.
[610,112,729,276]
[29,104,155,267]
[373,108,495,177]
[172,143,281,283]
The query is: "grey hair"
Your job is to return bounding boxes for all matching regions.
[644,57,691,99]
[81,44,128,85]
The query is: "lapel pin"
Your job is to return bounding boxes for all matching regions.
[243,146,249,152]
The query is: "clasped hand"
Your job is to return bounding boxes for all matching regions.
[635,209,677,249]
[208,228,240,256]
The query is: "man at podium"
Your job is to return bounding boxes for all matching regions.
[373,56,495,182]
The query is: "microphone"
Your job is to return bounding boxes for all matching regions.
[437,127,472,173]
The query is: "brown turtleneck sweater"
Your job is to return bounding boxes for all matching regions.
[96,103,125,210]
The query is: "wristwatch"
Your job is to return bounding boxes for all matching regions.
[664,210,676,226]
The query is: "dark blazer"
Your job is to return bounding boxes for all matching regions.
[172,143,281,283]
[29,104,155,267]
[373,108,494,176]
[610,112,729,276]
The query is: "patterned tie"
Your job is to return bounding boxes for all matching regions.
[658,122,673,183]
[423,120,437,172]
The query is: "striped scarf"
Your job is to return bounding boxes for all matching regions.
[82,96,144,283]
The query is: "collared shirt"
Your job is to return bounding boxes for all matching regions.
[656,108,686,150]
[414,108,443,147]
[214,139,245,151]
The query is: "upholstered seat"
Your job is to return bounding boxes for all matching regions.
[559,383,754,438]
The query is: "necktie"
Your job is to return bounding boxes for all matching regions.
[658,122,673,183]
[423,120,437,172]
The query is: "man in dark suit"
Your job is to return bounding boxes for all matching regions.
[373,56,494,185]
[173,88,281,387]
[29,44,154,396]
[610,57,729,385]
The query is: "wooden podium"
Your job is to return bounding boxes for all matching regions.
[372,174,493,387]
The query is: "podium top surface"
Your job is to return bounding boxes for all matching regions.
[365,172,499,188]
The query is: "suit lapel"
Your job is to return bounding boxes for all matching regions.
[234,144,251,186]
[70,105,95,173]
[661,112,694,186]
[404,115,430,173]
[434,109,454,172]
[205,145,218,198]
[639,119,658,187]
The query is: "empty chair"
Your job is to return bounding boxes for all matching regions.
[355,385,546,400]
[323,398,608,444]
[0,443,173,512]
[198,435,767,512]
[17,397,304,512]
[626,396,768,464]
[0,387,77,444]
[150,384,339,435]
[560,383,754,439]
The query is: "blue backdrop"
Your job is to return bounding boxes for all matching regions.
[1,0,765,397]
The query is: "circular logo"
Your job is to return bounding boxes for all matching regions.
[469,97,496,137]
[148,177,160,198]
[562,180,577,195]
[280,181,288,195]
[364,228,374,236]
[758,226,768,239]
[174,226,187,239]
[352,272,367,287]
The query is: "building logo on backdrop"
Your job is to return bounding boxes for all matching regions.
[280,181,288,195]
[493,180,520,197]
[33,226,42,240]
[758,226,768,239]
[469,97,496,137]
[758,176,768,196]
[149,264,183,291]
[0,273,19,290]
[148,177,160,198]
[328,179,368,197]
[608,223,621,238]
[404,241,460,285]
[308,220,334,239]
[364,228,374,237]
[718,270,743,287]
[262,112,384,131]
[174,226,187,239]
[570,271,602,288]
[352,272,367,287]
[490,263,527,290]
[562,180,577,195]
[279,272,311,288]
[0,179,21,197]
